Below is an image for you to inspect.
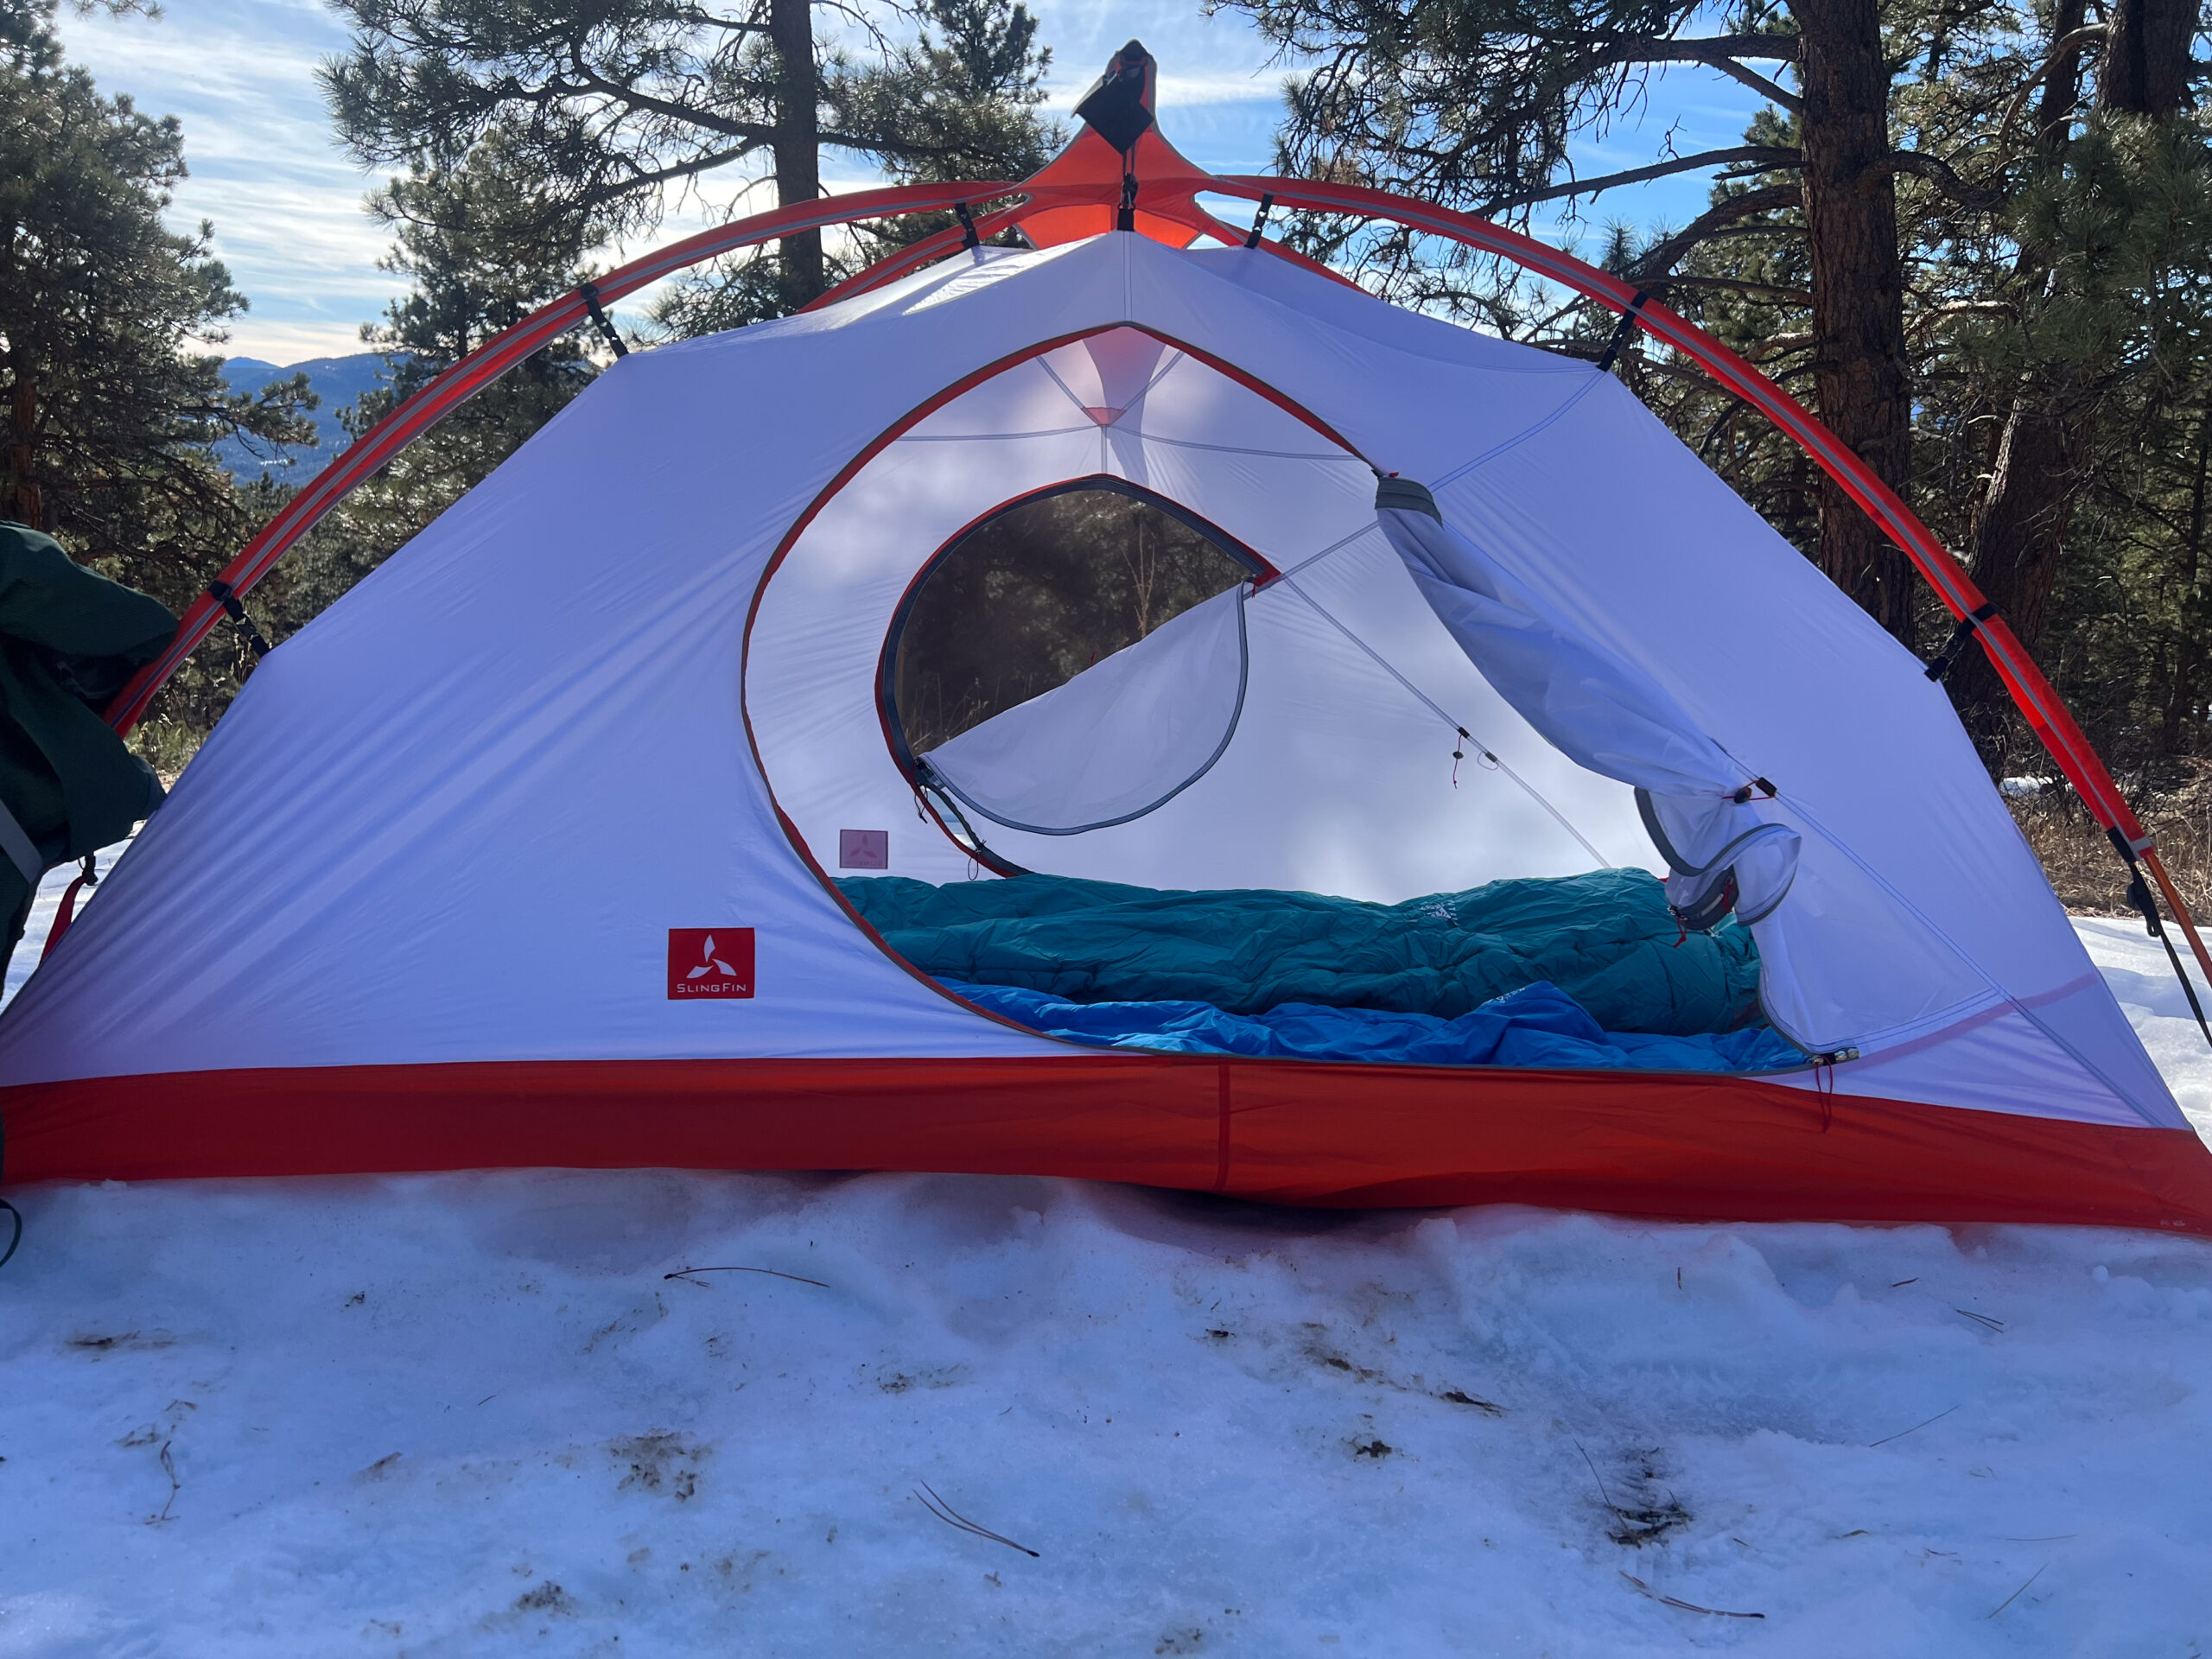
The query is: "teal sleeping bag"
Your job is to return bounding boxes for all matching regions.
[838,867,1765,1037]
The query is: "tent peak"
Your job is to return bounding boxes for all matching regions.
[1015,43,1214,251]
[1073,39,1157,154]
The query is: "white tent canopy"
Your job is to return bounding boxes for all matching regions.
[0,232,2182,1147]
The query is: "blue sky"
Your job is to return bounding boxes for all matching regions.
[57,0,1770,363]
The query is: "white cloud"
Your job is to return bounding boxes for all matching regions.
[56,0,396,358]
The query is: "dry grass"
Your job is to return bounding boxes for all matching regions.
[2007,758,2212,919]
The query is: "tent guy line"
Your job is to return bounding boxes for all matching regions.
[1257,572,1612,869]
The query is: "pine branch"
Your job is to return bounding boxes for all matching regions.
[1576,33,1804,111]
[1580,30,1802,63]
[1639,274,1815,304]
[1628,184,1803,280]
[1996,23,2107,146]
[1873,149,2005,210]
[1478,145,1800,213]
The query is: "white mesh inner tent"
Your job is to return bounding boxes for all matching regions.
[920,583,1252,835]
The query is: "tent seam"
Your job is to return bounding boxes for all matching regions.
[1777,791,2177,1128]
[1430,375,1607,490]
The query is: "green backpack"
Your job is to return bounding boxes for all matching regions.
[0,521,176,969]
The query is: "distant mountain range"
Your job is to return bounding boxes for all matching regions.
[213,352,404,483]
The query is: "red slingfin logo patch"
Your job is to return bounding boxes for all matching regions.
[667,929,755,1000]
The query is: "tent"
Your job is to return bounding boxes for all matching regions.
[3,47,2209,1232]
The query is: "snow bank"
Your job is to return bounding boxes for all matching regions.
[5,1173,2209,1655]
[0,866,2208,1655]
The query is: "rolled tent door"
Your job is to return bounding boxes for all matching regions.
[1373,478,1802,930]
[919,583,1250,834]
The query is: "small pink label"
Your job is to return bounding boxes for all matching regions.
[839,829,889,869]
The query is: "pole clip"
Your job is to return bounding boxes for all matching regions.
[1593,289,1654,373]
[207,577,271,658]
[578,281,628,358]
[1924,601,1998,682]
[1245,193,1275,248]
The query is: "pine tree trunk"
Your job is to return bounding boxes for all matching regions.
[6,368,41,531]
[1949,0,2195,749]
[2101,0,2195,116]
[769,0,825,309]
[1966,401,2089,656]
[1793,0,1916,639]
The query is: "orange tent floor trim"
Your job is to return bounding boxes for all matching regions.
[4,1055,2209,1235]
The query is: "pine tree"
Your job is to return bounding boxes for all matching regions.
[1212,0,2031,641]
[321,0,1058,321]
[0,0,315,575]
[0,0,317,767]
[1941,0,2209,751]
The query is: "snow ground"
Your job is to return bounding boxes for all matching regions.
[1,870,2209,1656]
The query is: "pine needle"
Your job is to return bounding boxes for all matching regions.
[912,1482,1039,1557]
[664,1265,830,1289]
[150,1439,180,1524]
[1986,1564,2047,1619]
[1572,1437,1621,1516]
[1620,1573,1764,1619]
[1869,1403,1959,1447]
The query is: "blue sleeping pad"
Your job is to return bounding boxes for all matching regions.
[945,978,1803,1072]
